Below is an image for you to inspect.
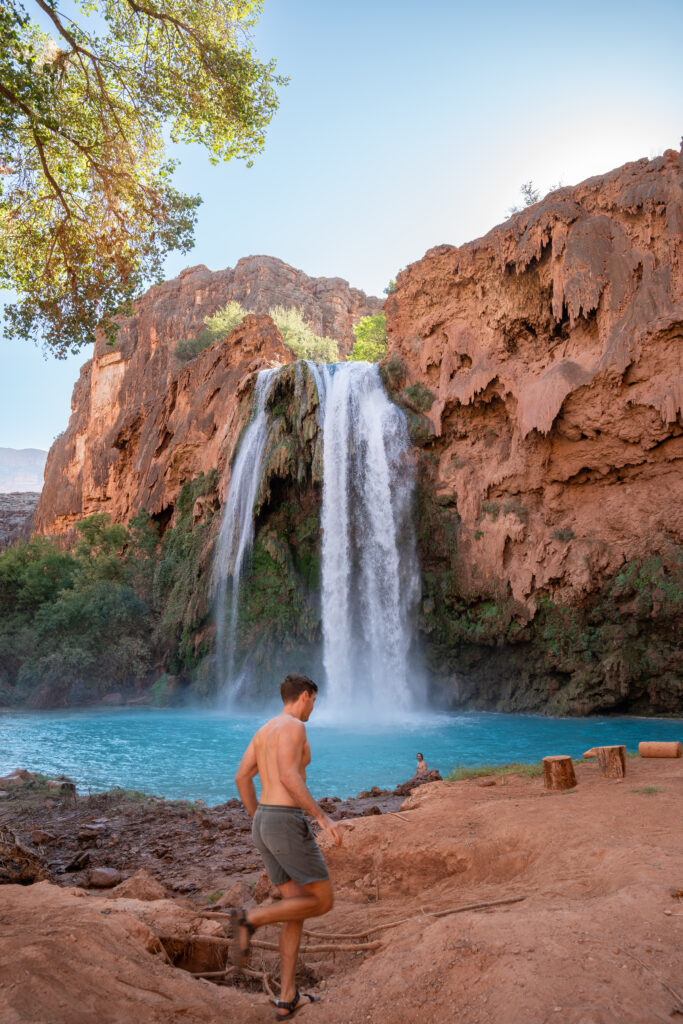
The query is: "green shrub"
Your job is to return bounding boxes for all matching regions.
[348,312,387,362]
[268,305,338,362]
[174,334,213,362]
[174,301,248,362]
[203,300,247,341]
[402,382,435,412]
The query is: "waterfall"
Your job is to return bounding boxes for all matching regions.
[213,360,421,716]
[212,368,277,699]
[318,362,420,718]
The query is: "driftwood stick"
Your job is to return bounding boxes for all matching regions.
[304,895,526,941]
[253,939,382,953]
[164,933,381,954]
[261,970,278,1000]
[243,967,270,980]
[390,812,412,822]
[623,950,683,1009]
[190,967,237,979]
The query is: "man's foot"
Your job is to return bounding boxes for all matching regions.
[271,990,320,1019]
[229,907,255,968]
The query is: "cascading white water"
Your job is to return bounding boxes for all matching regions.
[213,359,421,717]
[212,368,277,699]
[318,362,420,718]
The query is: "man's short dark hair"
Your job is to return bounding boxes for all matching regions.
[280,673,318,703]
[280,671,317,704]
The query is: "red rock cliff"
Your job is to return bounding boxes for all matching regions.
[386,150,683,614]
[35,258,380,534]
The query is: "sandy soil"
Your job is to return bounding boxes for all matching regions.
[1,757,681,1024]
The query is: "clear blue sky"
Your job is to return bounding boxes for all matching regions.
[2,0,682,450]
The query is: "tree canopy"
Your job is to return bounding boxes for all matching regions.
[0,0,284,356]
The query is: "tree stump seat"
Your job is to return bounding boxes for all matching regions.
[542,755,577,791]
[595,745,626,778]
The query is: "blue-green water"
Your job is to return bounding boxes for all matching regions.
[1,708,681,805]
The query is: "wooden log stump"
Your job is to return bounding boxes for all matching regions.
[595,745,626,778]
[638,741,682,758]
[582,748,597,759]
[542,755,577,791]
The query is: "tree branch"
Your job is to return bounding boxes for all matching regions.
[30,130,72,218]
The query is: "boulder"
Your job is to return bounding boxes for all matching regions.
[87,867,121,888]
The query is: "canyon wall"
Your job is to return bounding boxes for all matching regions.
[29,154,682,715]
[384,147,682,713]
[35,257,380,535]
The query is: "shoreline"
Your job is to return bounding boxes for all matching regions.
[1,755,681,1024]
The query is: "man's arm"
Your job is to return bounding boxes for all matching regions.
[235,738,259,818]
[278,722,342,846]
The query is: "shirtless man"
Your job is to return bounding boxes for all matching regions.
[233,673,343,1018]
[416,752,428,774]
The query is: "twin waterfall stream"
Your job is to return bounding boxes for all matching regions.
[212,361,421,720]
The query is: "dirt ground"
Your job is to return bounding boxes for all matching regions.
[1,757,682,1024]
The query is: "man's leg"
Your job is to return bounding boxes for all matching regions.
[275,881,306,1016]
[247,877,333,929]
[239,879,333,1014]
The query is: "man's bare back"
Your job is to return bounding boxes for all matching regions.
[250,712,312,808]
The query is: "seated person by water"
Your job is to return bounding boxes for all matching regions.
[416,752,428,774]
[233,673,343,1019]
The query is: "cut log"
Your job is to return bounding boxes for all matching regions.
[595,745,626,779]
[638,741,682,758]
[582,748,597,759]
[542,755,577,791]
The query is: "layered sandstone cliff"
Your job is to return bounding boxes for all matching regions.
[385,148,682,712]
[35,257,380,534]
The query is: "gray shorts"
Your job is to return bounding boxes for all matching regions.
[252,804,330,887]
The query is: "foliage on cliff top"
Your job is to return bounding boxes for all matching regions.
[348,312,387,362]
[268,305,338,362]
[174,301,339,363]
[0,0,284,356]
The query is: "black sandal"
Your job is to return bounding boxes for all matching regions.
[271,990,320,1019]
[229,907,255,968]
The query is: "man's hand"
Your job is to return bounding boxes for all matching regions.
[317,813,343,847]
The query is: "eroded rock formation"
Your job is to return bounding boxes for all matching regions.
[35,257,380,535]
[0,492,40,547]
[385,148,682,713]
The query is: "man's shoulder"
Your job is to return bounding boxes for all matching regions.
[261,713,305,734]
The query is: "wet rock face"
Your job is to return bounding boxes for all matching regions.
[385,150,683,714]
[34,257,381,537]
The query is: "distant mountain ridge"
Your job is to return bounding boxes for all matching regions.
[0,448,47,492]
